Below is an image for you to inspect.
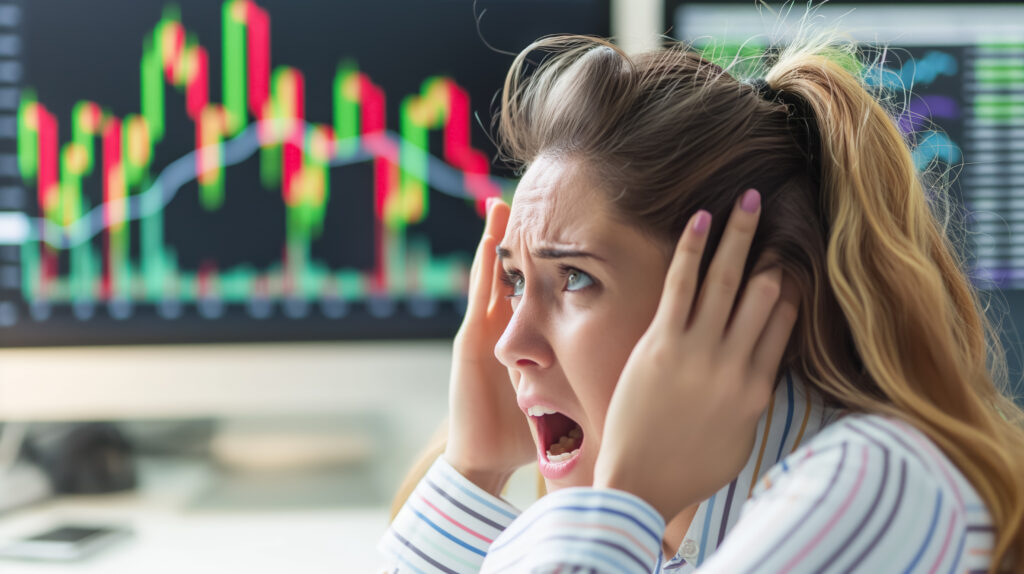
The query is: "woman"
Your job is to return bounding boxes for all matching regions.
[379,32,1024,573]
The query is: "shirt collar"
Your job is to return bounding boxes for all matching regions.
[662,370,840,570]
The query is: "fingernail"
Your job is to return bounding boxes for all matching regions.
[486,197,498,215]
[693,210,711,234]
[741,188,761,213]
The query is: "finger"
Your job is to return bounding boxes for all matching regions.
[465,199,510,317]
[467,241,483,296]
[487,235,514,319]
[485,201,512,315]
[690,188,761,337]
[485,198,511,242]
[654,209,712,329]
[464,210,493,315]
[722,267,782,361]
[749,272,801,383]
[466,200,497,291]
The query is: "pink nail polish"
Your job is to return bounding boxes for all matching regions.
[741,189,761,213]
[486,197,497,214]
[693,210,711,233]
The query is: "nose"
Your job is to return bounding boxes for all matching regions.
[494,292,555,372]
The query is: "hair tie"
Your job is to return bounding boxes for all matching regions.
[749,78,782,102]
[749,78,821,186]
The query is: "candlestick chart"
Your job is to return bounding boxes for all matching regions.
[0,0,610,345]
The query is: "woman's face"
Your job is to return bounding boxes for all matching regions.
[495,156,672,491]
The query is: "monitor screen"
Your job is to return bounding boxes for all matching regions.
[666,1,1024,295]
[0,0,610,346]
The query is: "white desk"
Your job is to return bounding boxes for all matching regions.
[0,458,390,573]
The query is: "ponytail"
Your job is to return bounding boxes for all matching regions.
[766,43,1024,573]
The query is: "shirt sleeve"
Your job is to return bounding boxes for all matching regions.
[695,437,963,573]
[378,456,521,573]
[480,487,666,574]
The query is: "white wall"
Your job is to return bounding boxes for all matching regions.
[613,0,663,53]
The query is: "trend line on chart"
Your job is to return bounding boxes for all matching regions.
[864,50,959,90]
[15,0,508,306]
[19,123,515,250]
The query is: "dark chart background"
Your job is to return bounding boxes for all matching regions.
[0,0,610,346]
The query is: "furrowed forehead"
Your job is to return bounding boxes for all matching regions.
[503,157,608,251]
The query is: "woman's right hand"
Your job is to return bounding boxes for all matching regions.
[443,198,536,496]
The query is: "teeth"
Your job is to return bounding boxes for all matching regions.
[527,405,558,417]
[545,448,580,463]
[542,427,583,462]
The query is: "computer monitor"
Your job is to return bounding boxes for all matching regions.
[666,0,1024,398]
[0,0,610,420]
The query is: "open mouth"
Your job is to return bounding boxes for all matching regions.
[527,406,585,463]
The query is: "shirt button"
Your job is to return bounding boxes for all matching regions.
[680,539,699,560]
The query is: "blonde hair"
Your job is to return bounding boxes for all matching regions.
[767,39,1024,573]
[392,28,1024,572]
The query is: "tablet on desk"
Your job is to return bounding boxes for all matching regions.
[0,524,133,562]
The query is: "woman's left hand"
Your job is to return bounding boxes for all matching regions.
[593,188,801,522]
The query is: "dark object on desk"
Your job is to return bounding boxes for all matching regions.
[26,423,137,494]
[0,524,133,561]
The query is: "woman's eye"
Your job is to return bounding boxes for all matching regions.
[512,275,525,297]
[502,270,525,298]
[565,269,594,292]
[502,268,593,298]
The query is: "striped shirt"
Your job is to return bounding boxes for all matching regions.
[378,371,995,573]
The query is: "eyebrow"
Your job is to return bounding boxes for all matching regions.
[496,246,607,263]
